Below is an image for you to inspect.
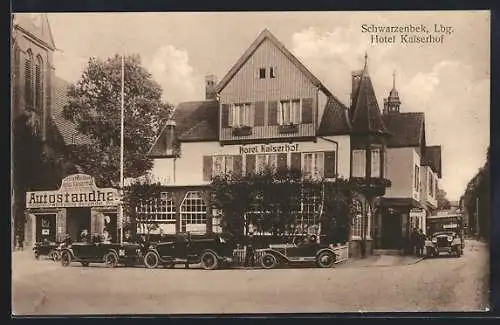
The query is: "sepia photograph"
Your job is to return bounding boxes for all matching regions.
[11,10,491,315]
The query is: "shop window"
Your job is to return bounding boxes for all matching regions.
[352,150,366,177]
[278,99,301,125]
[230,103,253,127]
[256,154,278,173]
[180,191,207,233]
[303,152,324,179]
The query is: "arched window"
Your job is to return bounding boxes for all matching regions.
[24,50,34,110]
[180,191,207,233]
[35,55,44,114]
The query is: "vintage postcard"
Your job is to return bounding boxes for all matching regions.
[11,11,490,315]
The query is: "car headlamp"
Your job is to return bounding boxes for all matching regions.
[432,238,437,243]
[447,236,453,241]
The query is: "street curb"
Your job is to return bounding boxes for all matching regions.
[335,256,425,269]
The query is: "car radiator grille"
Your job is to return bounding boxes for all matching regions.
[437,238,449,247]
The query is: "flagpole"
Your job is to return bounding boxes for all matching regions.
[119,54,125,245]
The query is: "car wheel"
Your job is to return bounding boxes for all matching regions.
[143,251,160,269]
[104,251,119,268]
[60,251,72,267]
[456,247,462,257]
[81,262,90,267]
[316,250,336,268]
[34,252,40,260]
[260,253,277,269]
[200,251,219,270]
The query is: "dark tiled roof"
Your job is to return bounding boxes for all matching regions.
[215,29,333,98]
[51,76,92,146]
[350,68,389,135]
[317,96,352,135]
[148,100,218,157]
[423,145,442,178]
[382,112,425,147]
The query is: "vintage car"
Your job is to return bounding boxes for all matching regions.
[59,240,144,267]
[259,234,337,269]
[142,232,237,270]
[33,241,61,261]
[425,214,465,258]
[425,231,463,257]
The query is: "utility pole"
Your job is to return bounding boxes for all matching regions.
[119,54,125,245]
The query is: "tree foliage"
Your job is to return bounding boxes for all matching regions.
[436,187,451,210]
[63,54,173,187]
[209,167,356,244]
[461,146,490,241]
[122,176,164,239]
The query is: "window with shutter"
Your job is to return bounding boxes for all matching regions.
[233,155,243,176]
[278,99,301,125]
[303,152,324,178]
[254,101,265,126]
[324,151,336,178]
[221,104,230,128]
[246,154,256,175]
[268,101,278,125]
[202,156,213,181]
[290,152,301,172]
[301,97,314,124]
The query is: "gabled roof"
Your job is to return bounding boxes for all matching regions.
[51,76,92,146]
[382,112,425,147]
[13,13,56,50]
[350,60,390,135]
[147,100,218,157]
[214,29,333,97]
[423,145,442,178]
[317,96,352,135]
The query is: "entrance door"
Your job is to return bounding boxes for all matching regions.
[381,210,403,249]
[35,214,56,242]
[66,208,91,242]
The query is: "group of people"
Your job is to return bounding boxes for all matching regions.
[410,228,426,257]
[79,228,112,243]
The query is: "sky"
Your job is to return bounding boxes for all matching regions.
[42,11,489,201]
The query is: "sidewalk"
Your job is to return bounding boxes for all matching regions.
[337,254,424,268]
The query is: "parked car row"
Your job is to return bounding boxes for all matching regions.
[32,232,339,270]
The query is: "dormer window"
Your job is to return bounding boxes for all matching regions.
[259,68,266,79]
[279,99,301,125]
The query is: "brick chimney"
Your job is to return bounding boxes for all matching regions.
[165,118,176,156]
[205,74,217,100]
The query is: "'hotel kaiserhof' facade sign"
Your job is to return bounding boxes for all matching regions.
[26,174,119,209]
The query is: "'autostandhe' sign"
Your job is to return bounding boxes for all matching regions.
[26,174,119,209]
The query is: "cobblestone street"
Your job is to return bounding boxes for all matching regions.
[12,240,489,315]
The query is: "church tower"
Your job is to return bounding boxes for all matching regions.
[383,71,401,114]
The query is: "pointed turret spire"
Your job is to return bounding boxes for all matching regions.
[364,52,368,70]
[384,70,401,114]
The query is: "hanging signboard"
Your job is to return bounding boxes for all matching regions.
[26,174,119,209]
